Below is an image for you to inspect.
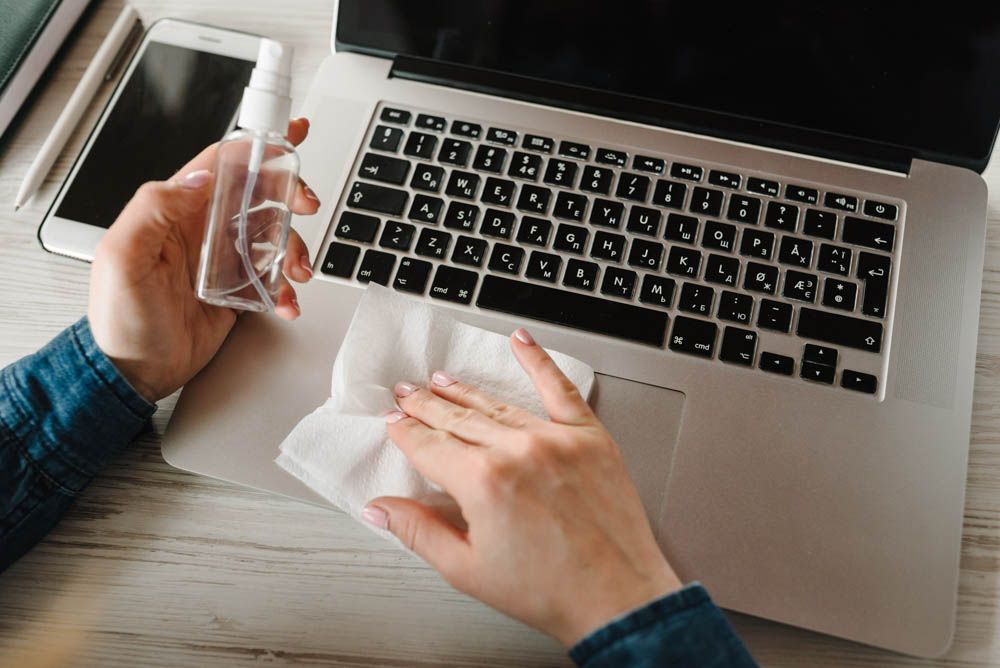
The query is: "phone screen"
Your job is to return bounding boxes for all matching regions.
[55,41,255,228]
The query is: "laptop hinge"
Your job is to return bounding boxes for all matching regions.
[390,55,914,175]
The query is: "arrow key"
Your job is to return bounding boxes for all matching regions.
[843,216,895,252]
[801,360,835,384]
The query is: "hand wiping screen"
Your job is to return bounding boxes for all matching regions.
[196,39,298,311]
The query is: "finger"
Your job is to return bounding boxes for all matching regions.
[509,328,595,425]
[395,382,517,446]
[282,228,313,283]
[429,371,540,430]
[291,177,321,214]
[385,411,476,491]
[362,498,470,583]
[273,277,300,320]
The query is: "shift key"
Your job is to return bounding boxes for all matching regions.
[347,181,409,216]
[797,307,883,353]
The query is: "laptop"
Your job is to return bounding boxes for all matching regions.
[162,1,1000,657]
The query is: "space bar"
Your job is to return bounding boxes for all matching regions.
[476,275,669,346]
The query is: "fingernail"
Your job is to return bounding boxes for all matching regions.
[294,117,310,127]
[299,256,313,276]
[304,186,320,202]
[394,381,418,397]
[432,370,457,387]
[361,505,389,530]
[179,170,212,189]
[384,410,408,424]
[513,328,535,345]
[290,296,300,313]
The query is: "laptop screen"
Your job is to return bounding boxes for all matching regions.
[337,1,1000,172]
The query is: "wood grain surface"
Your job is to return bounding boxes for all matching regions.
[0,2,998,666]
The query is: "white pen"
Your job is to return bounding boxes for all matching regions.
[14,5,141,211]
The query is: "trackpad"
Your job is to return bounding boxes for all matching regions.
[591,374,685,530]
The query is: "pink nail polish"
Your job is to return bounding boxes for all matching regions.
[179,169,212,189]
[394,381,418,397]
[385,410,408,424]
[300,256,313,276]
[304,186,320,202]
[431,370,457,387]
[513,328,535,345]
[361,505,389,530]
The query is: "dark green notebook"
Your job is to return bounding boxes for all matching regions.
[0,0,66,92]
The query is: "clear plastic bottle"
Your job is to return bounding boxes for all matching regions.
[196,39,297,312]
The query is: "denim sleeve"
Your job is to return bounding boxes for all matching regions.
[0,317,156,571]
[570,583,758,668]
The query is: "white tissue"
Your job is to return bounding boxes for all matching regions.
[275,284,595,531]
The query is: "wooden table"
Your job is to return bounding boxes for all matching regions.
[1,2,998,665]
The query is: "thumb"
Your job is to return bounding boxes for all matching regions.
[363,497,470,582]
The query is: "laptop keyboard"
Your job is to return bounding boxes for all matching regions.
[319,103,901,396]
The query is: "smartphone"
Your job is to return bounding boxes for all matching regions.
[40,19,260,261]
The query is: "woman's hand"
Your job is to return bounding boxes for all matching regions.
[88,118,320,403]
[365,328,682,647]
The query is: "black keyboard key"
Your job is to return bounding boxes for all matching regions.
[517,216,552,246]
[416,113,446,132]
[336,211,380,243]
[669,316,717,357]
[843,216,895,252]
[320,242,361,278]
[591,231,626,262]
[633,155,666,174]
[488,243,525,274]
[481,177,517,207]
[393,257,432,294]
[409,194,444,225]
[526,250,562,283]
[785,184,818,204]
[817,244,851,276]
[481,209,516,239]
[801,361,835,384]
[616,173,651,202]
[446,170,480,199]
[803,343,838,367]
[842,370,878,394]
[348,182,409,217]
[639,274,676,307]
[690,186,723,217]
[359,153,410,185]
[596,148,627,167]
[803,209,837,239]
[708,170,742,189]
[626,206,662,237]
[559,141,591,160]
[670,163,703,181]
[666,246,702,277]
[523,134,554,153]
[778,236,813,268]
[703,220,737,253]
[857,252,891,318]
[477,275,669,346]
[403,132,437,159]
[452,235,488,267]
[782,269,818,303]
[825,192,858,212]
[517,185,552,214]
[797,308,883,353]
[356,249,396,285]
[704,254,740,287]
[652,180,687,209]
[747,177,779,197]
[717,290,754,324]
[443,201,480,231]
[589,199,625,228]
[764,201,799,231]
[727,195,762,224]
[822,278,858,311]
[410,163,444,192]
[564,259,599,291]
[664,213,698,244]
[544,159,579,188]
[581,166,614,195]
[744,261,778,294]
[439,138,473,166]
[415,228,451,259]
[473,145,507,173]
[740,228,775,259]
[628,239,665,270]
[379,221,416,251]
[487,127,518,145]
[380,107,411,125]
[679,282,714,316]
[760,352,794,375]
[553,192,588,221]
[553,224,589,254]
[601,267,638,299]
[863,200,898,220]
[451,120,482,138]
[370,125,403,152]
[758,299,793,333]
[430,265,478,304]
[720,327,757,366]
[509,151,543,181]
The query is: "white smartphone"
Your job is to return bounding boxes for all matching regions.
[40,19,262,261]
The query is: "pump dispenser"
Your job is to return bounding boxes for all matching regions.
[196,39,299,312]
